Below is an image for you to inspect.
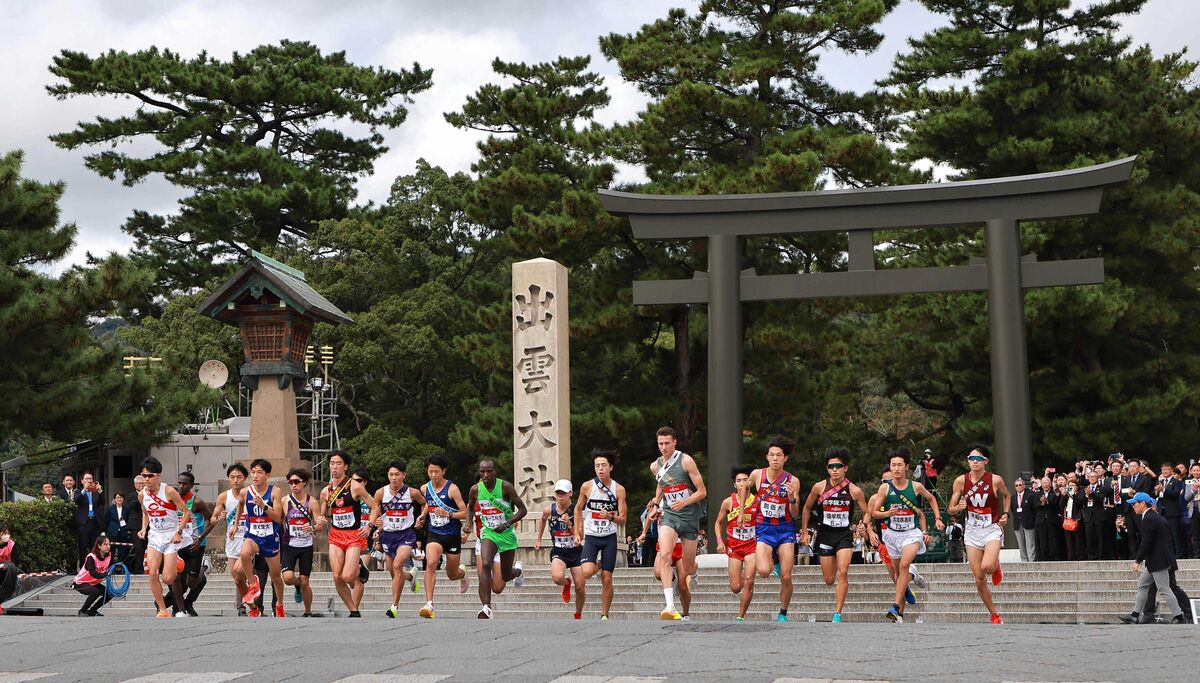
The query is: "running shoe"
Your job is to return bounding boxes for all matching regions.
[904,586,916,605]
[660,608,682,621]
[386,605,398,619]
[358,562,370,584]
[735,616,745,622]
[886,606,904,623]
[573,612,581,620]
[293,585,303,604]
[680,615,691,622]
[459,575,470,593]
[174,611,189,618]
[910,570,927,589]
[772,562,781,577]
[348,611,361,617]
[156,609,172,618]
[236,606,247,617]
[478,605,494,619]
[419,601,435,619]
[408,572,420,594]
[992,564,1003,586]
[274,605,286,618]
[776,613,788,623]
[990,613,1004,625]
[832,612,842,623]
[600,614,608,620]
[247,606,261,618]
[185,607,199,617]
[561,577,572,603]
[242,576,261,604]
[513,561,524,588]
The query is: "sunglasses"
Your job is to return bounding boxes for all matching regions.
[352,478,365,483]
[826,463,846,470]
[140,472,158,478]
[288,479,304,485]
[967,455,987,462]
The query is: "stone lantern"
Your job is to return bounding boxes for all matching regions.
[198,251,352,475]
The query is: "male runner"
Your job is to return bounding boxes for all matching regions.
[232,459,287,618]
[416,453,470,618]
[800,447,879,623]
[535,479,586,618]
[208,463,248,615]
[137,456,193,617]
[714,465,757,621]
[749,435,801,622]
[173,470,210,616]
[574,449,628,620]
[647,428,707,621]
[870,448,944,623]
[318,451,379,617]
[374,460,426,618]
[947,443,1011,624]
[464,459,527,618]
[350,468,373,610]
[281,467,323,617]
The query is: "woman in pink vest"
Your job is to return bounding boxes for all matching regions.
[0,522,20,611]
[73,534,113,616]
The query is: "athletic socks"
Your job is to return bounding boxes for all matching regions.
[778,608,788,617]
[663,587,676,611]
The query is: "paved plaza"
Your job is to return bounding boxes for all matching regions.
[0,617,1187,682]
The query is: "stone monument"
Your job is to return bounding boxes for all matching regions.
[512,258,570,556]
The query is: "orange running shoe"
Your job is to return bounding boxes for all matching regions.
[991,564,1003,587]
[879,542,893,568]
[561,577,571,603]
[156,609,172,618]
[242,575,261,604]
[990,613,1004,625]
[275,605,286,618]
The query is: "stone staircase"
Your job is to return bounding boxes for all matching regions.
[18,560,1200,623]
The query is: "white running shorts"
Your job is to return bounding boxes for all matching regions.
[964,523,1004,550]
[882,527,926,558]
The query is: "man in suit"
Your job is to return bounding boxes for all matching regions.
[1032,476,1059,561]
[1156,462,1186,558]
[72,471,105,569]
[103,491,134,565]
[55,474,77,502]
[1124,492,1186,624]
[1185,463,1200,559]
[1117,460,1155,556]
[39,482,57,502]
[1082,470,1111,561]
[1010,478,1037,561]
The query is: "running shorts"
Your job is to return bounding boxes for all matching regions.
[427,531,462,555]
[581,534,618,572]
[380,529,417,558]
[726,537,756,561]
[755,522,796,550]
[964,523,1004,550]
[550,546,583,569]
[882,527,926,558]
[329,527,367,552]
[660,510,700,540]
[280,545,314,576]
[816,528,853,557]
[146,530,191,556]
[224,534,244,560]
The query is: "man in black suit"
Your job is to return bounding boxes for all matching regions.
[1117,459,1155,556]
[1010,479,1037,561]
[55,474,77,502]
[1082,470,1112,561]
[1156,462,1186,558]
[1032,476,1059,561]
[72,471,105,569]
[1124,493,1185,624]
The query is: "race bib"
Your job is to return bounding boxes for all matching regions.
[822,507,850,528]
[331,506,354,528]
[288,522,312,547]
[383,509,413,532]
[585,510,614,536]
[149,511,175,533]
[430,511,450,528]
[248,516,273,537]
[480,504,506,530]
[889,508,915,531]
[760,500,786,519]
[663,483,689,506]
[731,526,754,541]
[967,509,992,528]
[552,530,576,548]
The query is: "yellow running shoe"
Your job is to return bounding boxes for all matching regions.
[660,608,682,621]
[419,601,435,619]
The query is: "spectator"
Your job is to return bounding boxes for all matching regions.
[127,476,145,574]
[1185,463,1200,559]
[1033,476,1059,561]
[1011,479,1037,561]
[1117,459,1154,558]
[412,541,426,571]
[55,474,77,502]
[72,471,105,570]
[919,448,940,492]
[1156,462,1186,559]
[72,534,113,617]
[696,529,709,555]
[0,522,20,610]
[944,515,964,563]
[39,482,56,502]
[851,523,866,565]
[1083,469,1112,561]
[626,535,638,567]
[1060,473,1086,561]
[1123,492,1186,624]
[102,492,134,566]
[639,505,659,567]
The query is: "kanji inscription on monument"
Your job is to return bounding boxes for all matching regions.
[512,258,571,531]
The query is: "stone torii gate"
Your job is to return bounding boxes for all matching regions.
[600,157,1135,532]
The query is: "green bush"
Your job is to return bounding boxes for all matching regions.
[0,500,74,573]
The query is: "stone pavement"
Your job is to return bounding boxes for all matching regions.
[0,617,1188,682]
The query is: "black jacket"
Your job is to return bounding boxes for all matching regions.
[1059,487,1086,521]
[1159,477,1184,518]
[1082,482,1112,521]
[1134,508,1174,572]
[102,503,134,540]
[72,489,106,531]
[1033,490,1059,525]
[55,486,77,503]
[1011,490,1037,529]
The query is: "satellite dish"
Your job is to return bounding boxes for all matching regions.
[198,360,229,389]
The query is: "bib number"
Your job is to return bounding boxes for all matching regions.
[552,530,576,549]
[248,516,272,537]
[760,500,786,519]
[890,508,915,531]
[731,526,754,541]
[331,507,354,528]
[480,505,506,530]
[822,508,850,528]
[149,511,175,533]
[430,512,450,528]
[967,509,992,528]
[663,483,688,507]
[383,510,413,532]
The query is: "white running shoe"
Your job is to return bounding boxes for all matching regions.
[173,611,190,618]
[910,570,928,589]
[459,575,470,593]
[513,561,524,588]
[478,605,494,619]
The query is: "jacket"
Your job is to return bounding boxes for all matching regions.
[1134,508,1174,573]
[1011,491,1037,530]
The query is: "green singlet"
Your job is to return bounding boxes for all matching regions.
[478,479,518,553]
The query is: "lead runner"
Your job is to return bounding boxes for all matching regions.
[947,443,1010,624]
[647,427,707,621]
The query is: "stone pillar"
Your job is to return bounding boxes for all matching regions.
[246,380,302,477]
[512,258,570,559]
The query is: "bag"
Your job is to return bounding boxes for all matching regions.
[1062,517,1079,532]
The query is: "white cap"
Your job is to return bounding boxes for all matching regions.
[553,479,572,493]
[924,448,933,455]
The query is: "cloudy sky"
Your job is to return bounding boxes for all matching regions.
[2,0,1195,270]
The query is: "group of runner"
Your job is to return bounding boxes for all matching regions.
[129,433,1013,623]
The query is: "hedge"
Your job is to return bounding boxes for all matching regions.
[0,500,74,573]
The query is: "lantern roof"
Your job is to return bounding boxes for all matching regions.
[197,251,354,326]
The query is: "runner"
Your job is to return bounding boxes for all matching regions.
[574,449,628,620]
[232,459,287,618]
[869,448,944,623]
[647,428,707,621]
[208,463,248,615]
[635,523,696,620]
[464,459,528,618]
[714,465,757,621]
[471,487,505,599]
[749,435,801,622]
[173,470,210,617]
[947,443,1010,624]
[318,451,379,617]
[415,453,470,618]
[350,467,373,611]
[373,460,426,618]
[534,479,586,618]
[799,447,879,623]
[281,467,323,617]
[136,456,193,618]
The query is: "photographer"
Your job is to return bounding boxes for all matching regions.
[1059,473,1086,561]
[1033,474,1059,561]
